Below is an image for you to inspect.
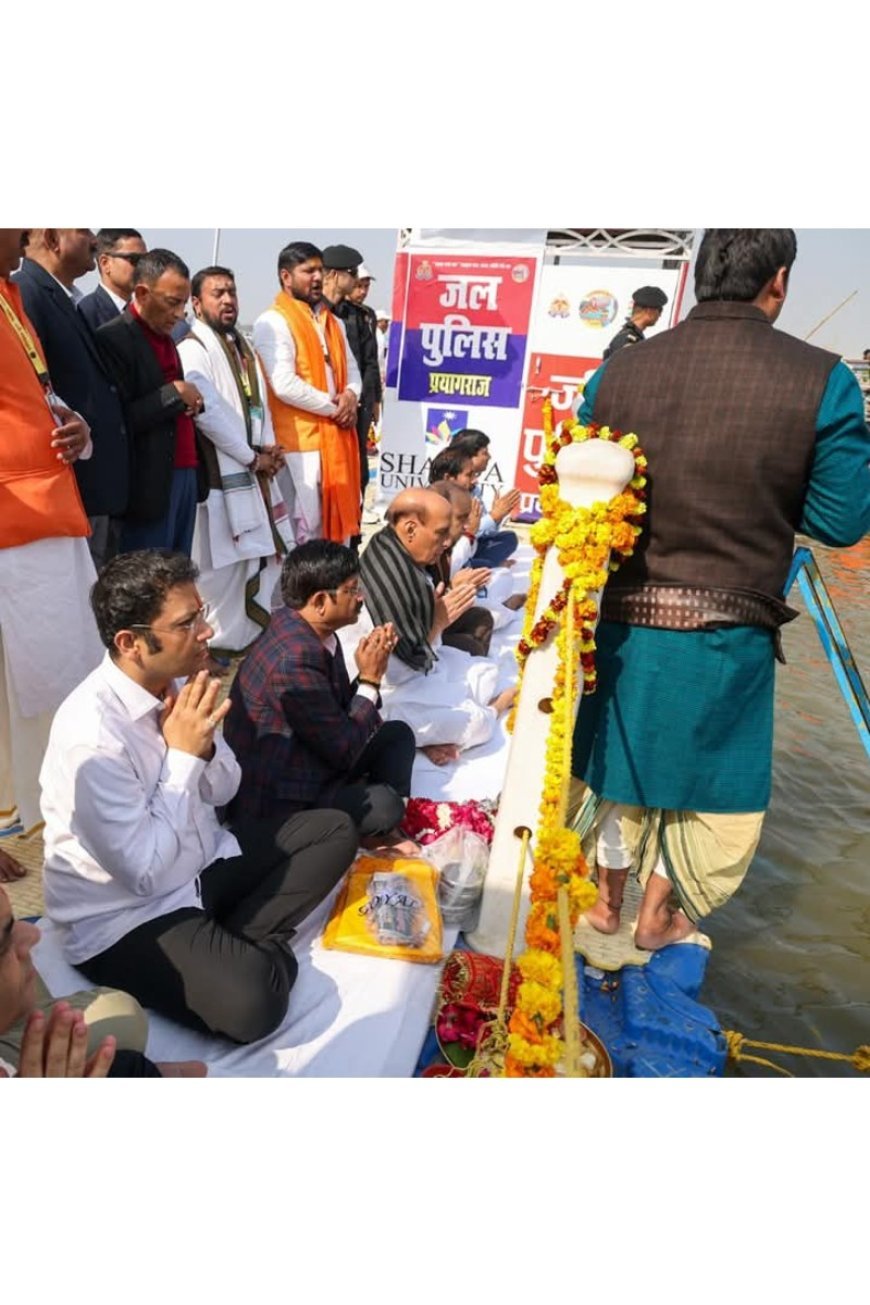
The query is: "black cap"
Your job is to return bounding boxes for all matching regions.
[322,244,363,272]
[632,285,668,309]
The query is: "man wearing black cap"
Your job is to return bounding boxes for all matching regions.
[602,285,669,359]
[322,245,383,534]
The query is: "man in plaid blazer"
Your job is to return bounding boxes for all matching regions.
[225,541,417,848]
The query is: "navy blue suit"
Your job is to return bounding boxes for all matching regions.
[78,283,123,332]
[14,260,130,519]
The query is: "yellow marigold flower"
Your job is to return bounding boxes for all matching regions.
[516,981,563,1025]
[517,950,563,988]
[569,878,599,913]
[507,1031,563,1068]
[619,433,638,450]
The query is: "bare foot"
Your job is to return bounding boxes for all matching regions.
[503,593,528,611]
[489,685,518,717]
[0,848,27,882]
[582,866,627,935]
[422,744,461,766]
[361,829,422,857]
[634,909,696,951]
[583,898,622,935]
[156,1060,209,1077]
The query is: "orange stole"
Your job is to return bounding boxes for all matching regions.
[0,280,89,549]
[261,292,360,542]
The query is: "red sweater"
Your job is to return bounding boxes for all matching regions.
[130,305,197,469]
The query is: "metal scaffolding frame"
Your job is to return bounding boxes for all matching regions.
[399,228,696,262]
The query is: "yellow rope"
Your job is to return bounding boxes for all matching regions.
[558,886,582,1076]
[497,829,531,1024]
[724,1030,870,1075]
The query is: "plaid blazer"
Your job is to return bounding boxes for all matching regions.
[224,607,382,820]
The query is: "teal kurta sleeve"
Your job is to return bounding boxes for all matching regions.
[577,362,608,425]
[801,361,870,546]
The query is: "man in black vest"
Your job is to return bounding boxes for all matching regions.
[602,285,668,360]
[14,229,131,567]
[573,230,870,949]
[321,245,382,539]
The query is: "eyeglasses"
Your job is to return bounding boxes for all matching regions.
[327,584,365,599]
[109,252,142,267]
[129,603,211,635]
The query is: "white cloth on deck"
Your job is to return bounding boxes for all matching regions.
[338,605,499,753]
[0,537,101,831]
[178,322,293,650]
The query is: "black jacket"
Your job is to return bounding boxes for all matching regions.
[96,309,189,523]
[602,319,645,361]
[13,259,130,517]
[78,284,123,332]
[329,299,382,410]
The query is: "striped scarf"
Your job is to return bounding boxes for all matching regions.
[360,526,436,673]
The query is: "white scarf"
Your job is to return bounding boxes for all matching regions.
[182,321,293,568]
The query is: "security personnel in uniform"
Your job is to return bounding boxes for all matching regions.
[603,285,669,360]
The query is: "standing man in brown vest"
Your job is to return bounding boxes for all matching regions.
[253,242,362,545]
[571,229,870,948]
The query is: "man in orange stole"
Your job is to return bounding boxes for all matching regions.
[253,242,362,545]
[0,228,102,862]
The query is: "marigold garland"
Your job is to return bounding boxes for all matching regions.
[509,404,648,724]
[503,398,648,1078]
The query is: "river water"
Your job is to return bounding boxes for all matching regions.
[702,535,869,1076]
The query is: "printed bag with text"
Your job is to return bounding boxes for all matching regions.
[321,855,444,964]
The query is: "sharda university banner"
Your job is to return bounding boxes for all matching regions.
[396,253,538,408]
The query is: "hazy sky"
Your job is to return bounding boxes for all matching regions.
[77,228,869,359]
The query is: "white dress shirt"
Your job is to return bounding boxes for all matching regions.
[41,654,242,965]
[100,283,129,313]
[253,303,362,417]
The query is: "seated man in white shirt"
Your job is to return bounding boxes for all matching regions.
[40,550,358,1045]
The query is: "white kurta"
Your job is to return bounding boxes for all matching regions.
[0,536,102,832]
[178,323,293,652]
[252,306,362,544]
[336,606,499,754]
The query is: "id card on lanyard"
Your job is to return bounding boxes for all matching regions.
[0,290,65,423]
[249,403,264,445]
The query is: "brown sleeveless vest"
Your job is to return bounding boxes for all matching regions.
[591,301,838,602]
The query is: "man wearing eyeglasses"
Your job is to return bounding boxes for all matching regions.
[40,549,358,1044]
[14,229,131,568]
[97,249,205,557]
[79,229,147,331]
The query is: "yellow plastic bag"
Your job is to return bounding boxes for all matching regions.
[322,855,444,964]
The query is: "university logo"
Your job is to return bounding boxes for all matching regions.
[425,407,469,448]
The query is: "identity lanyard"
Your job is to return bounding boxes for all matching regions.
[0,291,50,386]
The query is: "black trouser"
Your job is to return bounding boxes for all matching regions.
[331,720,416,837]
[78,810,358,1045]
[109,1050,162,1077]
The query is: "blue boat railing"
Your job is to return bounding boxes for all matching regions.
[784,545,870,761]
